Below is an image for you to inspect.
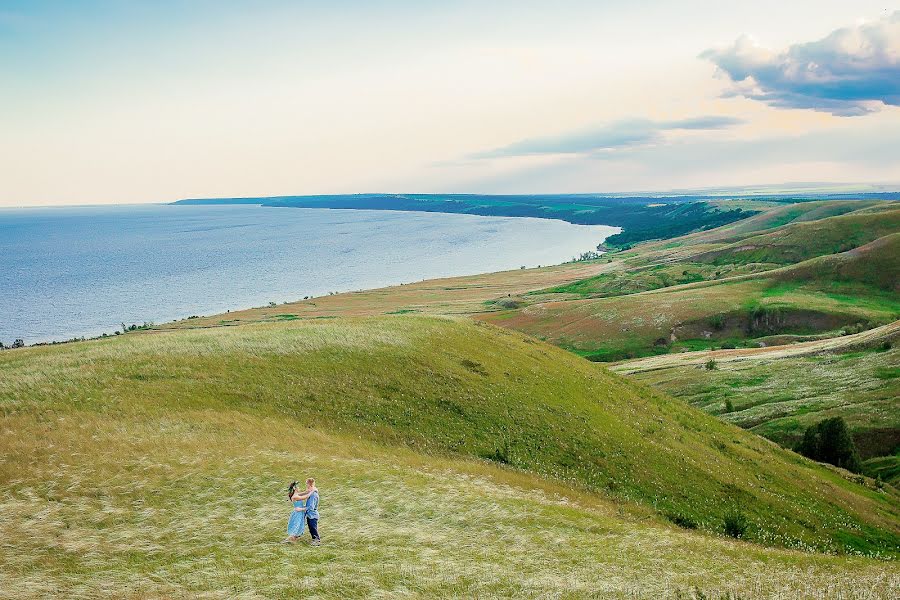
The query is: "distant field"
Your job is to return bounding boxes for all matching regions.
[479,276,900,362]
[480,207,900,362]
[614,324,900,463]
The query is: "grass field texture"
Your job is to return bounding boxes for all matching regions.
[3,317,900,597]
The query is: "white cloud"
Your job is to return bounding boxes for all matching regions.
[702,11,900,115]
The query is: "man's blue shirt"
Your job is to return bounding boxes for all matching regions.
[305,490,319,519]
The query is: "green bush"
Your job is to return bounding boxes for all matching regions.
[723,510,749,538]
[709,314,726,331]
[705,359,717,370]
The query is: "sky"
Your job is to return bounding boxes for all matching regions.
[1,1,899,206]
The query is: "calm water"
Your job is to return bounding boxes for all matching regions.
[0,204,617,344]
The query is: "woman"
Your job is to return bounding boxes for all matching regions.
[283,481,314,543]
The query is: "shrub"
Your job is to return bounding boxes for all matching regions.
[495,298,523,309]
[574,250,603,262]
[709,314,726,331]
[796,417,862,473]
[724,399,734,413]
[705,359,717,370]
[723,510,749,538]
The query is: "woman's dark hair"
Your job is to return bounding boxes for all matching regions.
[287,481,298,500]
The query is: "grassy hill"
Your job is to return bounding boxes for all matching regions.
[777,233,900,293]
[480,267,899,363]
[150,200,899,488]
[692,208,900,267]
[3,317,900,594]
[613,322,900,466]
[679,200,889,243]
[530,206,899,300]
[480,209,900,362]
[467,202,900,484]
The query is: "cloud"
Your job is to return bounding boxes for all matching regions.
[472,115,743,158]
[702,11,900,116]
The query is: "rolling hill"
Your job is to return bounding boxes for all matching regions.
[1,316,899,597]
[478,208,900,362]
[468,204,900,477]
[612,322,900,471]
[690,208,900,267]
[150,200,899,484]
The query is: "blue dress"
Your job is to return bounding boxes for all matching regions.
[287,499,306,536]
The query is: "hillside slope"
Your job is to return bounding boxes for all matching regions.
[2,316,898,560]
[613,322,900,460]
[675,200,889,244]
[480,230,900,362]
[2,383,897,597]
[691,208,900,267]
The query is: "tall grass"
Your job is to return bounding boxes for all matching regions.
[3,317,898,557]
[2,407,898,598]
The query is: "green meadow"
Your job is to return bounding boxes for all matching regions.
[2,317,899,597]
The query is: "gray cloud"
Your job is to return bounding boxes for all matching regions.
[472,115,743,158]
[702,11,900,116]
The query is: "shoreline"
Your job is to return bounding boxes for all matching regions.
[2,205,619,347]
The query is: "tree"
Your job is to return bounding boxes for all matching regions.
[797,417,862,473]
[11,339,24,349]
[797,426,820,460]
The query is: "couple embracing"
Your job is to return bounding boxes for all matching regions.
[283,478,320,545]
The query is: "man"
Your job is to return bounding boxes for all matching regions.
[303,478,320,546]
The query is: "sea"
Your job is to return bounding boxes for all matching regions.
[0,203,618,344]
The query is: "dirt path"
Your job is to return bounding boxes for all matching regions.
[610,320,900,374]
